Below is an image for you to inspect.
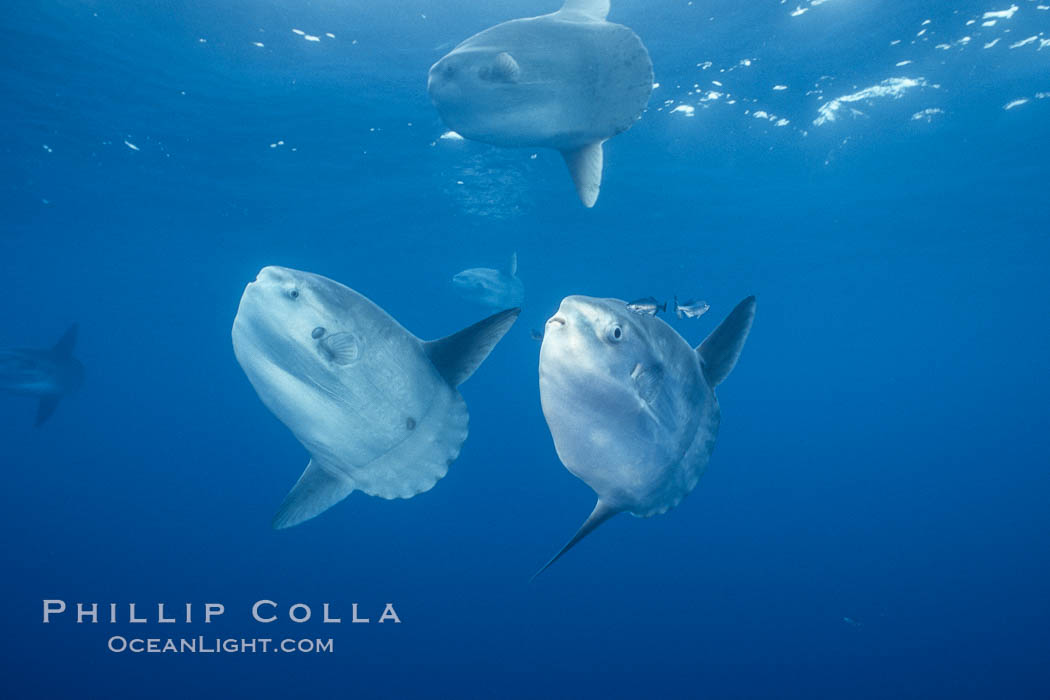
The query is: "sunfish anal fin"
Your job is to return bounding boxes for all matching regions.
[35,396,61,427]
[697,296,756,388]
[557,0,610,22]
[424,307,520,387]
[272,460,355,529]
[532,499,619,580]
[560,142,604,208]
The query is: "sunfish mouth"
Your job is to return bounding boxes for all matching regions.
[427,60,454,104]
[245,267,271,290]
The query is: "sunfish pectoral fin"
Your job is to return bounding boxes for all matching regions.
[319,332,360,365]
[490,52,520,83]
[697,296,756,388]
[557,0,610,21]
[35,396,61,427]
[272,460,355,530]
[631,362,676,427]
[424,307,521,387]
[532,500,619,581]
[52,323,78,358]
[560,142,604,208]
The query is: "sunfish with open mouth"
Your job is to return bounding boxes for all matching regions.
[536,294,756,576]
[232,266,520,528]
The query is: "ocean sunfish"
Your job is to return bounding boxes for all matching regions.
[427,0,653,207]
[536,295,756,575]
[452,252,525,310]
[232,266,520,528]
[0,324,83,426]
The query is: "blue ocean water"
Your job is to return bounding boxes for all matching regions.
[2,0,1049,697]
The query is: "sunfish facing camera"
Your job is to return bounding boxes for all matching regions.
[536,295,756,576]
[232,266,520,528]
[0,324,83,426]
[427,0,653,207]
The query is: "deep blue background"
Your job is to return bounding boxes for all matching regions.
[2,1,1048,697]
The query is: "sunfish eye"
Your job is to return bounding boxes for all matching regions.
[311,327,325,339]
[288,289,300,300]
[607,324,624,342]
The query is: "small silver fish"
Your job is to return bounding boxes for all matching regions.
[530,328,544,342]
[674,296,710,319]
[626,297,666,316]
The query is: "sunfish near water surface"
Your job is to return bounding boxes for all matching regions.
[427,0,653,207]
[232,266,520,528]
[536,295,756,576]
[452,252,525,310]
[0,324,83,426]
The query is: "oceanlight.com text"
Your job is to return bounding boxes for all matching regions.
[107,636,334,654]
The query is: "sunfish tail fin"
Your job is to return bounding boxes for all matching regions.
[557,0,610,21]
[697,296,756,388]
[35,396,61,427]
[424,307,521,387]
[532,500,619,581]
[272,460,355,530]
[52,323,78,357]
[560,141,604,208]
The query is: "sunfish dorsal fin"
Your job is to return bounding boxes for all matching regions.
[533,500,619,580]
[508,252,518,278]
[560,141,604,208]
[52,323,78,358]
[558,0,610,21]
[272,460,355,529]
[697,296,756,388]
[424,307,520,387]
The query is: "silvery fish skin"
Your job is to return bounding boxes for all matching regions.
[535,295,756,576]
[626,296,666,315]
[232,266,519,529]
[0,324,83,426]
[674,296,710,319]
[427,0,652,207]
